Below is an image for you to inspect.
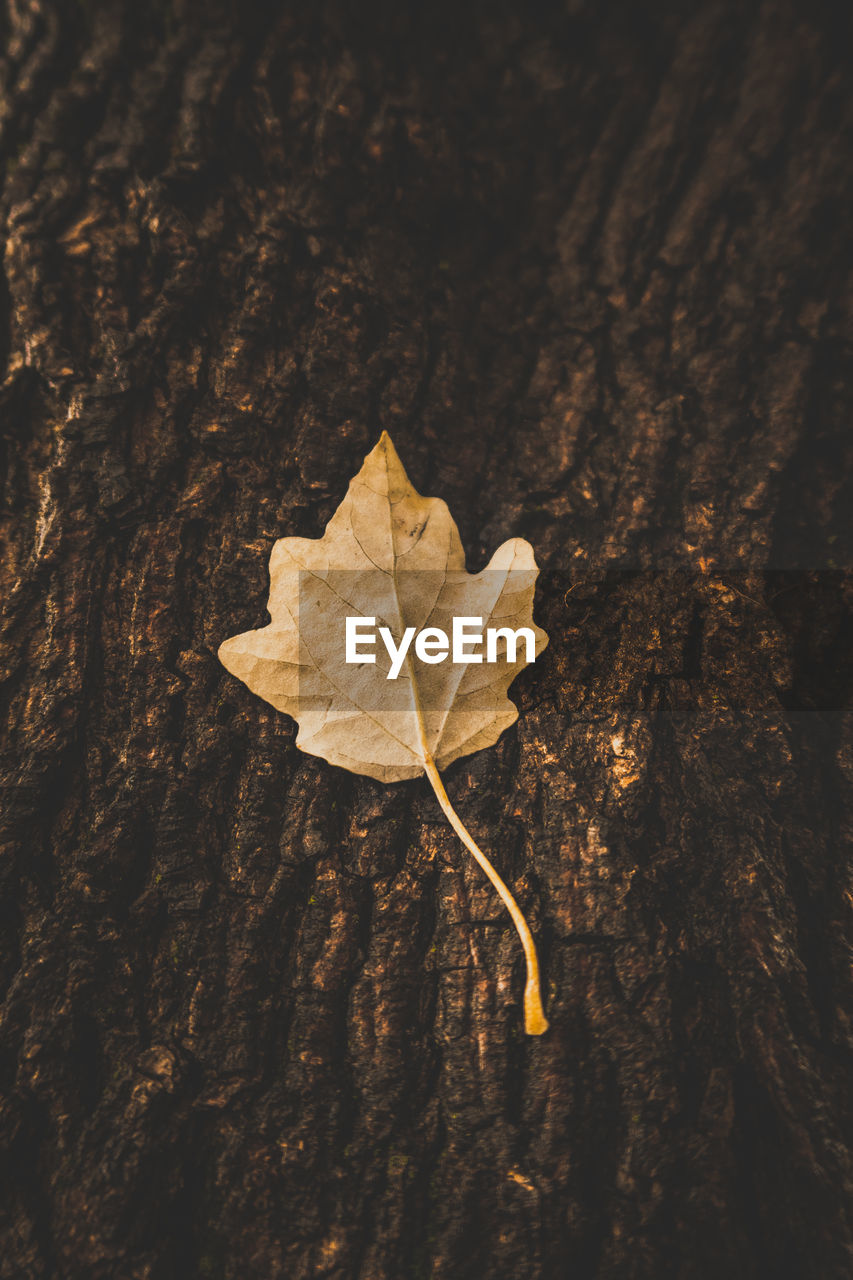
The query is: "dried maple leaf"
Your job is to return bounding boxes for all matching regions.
[219,433,550,1034]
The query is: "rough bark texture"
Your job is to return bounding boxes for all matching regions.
[1,1,852,1277]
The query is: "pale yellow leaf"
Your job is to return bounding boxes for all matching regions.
[219,432,550,1034]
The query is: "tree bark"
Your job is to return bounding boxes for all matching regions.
[1,1,851,1277]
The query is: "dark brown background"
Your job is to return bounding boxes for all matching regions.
[1,1,852,1277]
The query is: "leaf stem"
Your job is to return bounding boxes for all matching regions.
[420,751,549,1036]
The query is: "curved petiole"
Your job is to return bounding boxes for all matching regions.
[421,750,549,1036]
